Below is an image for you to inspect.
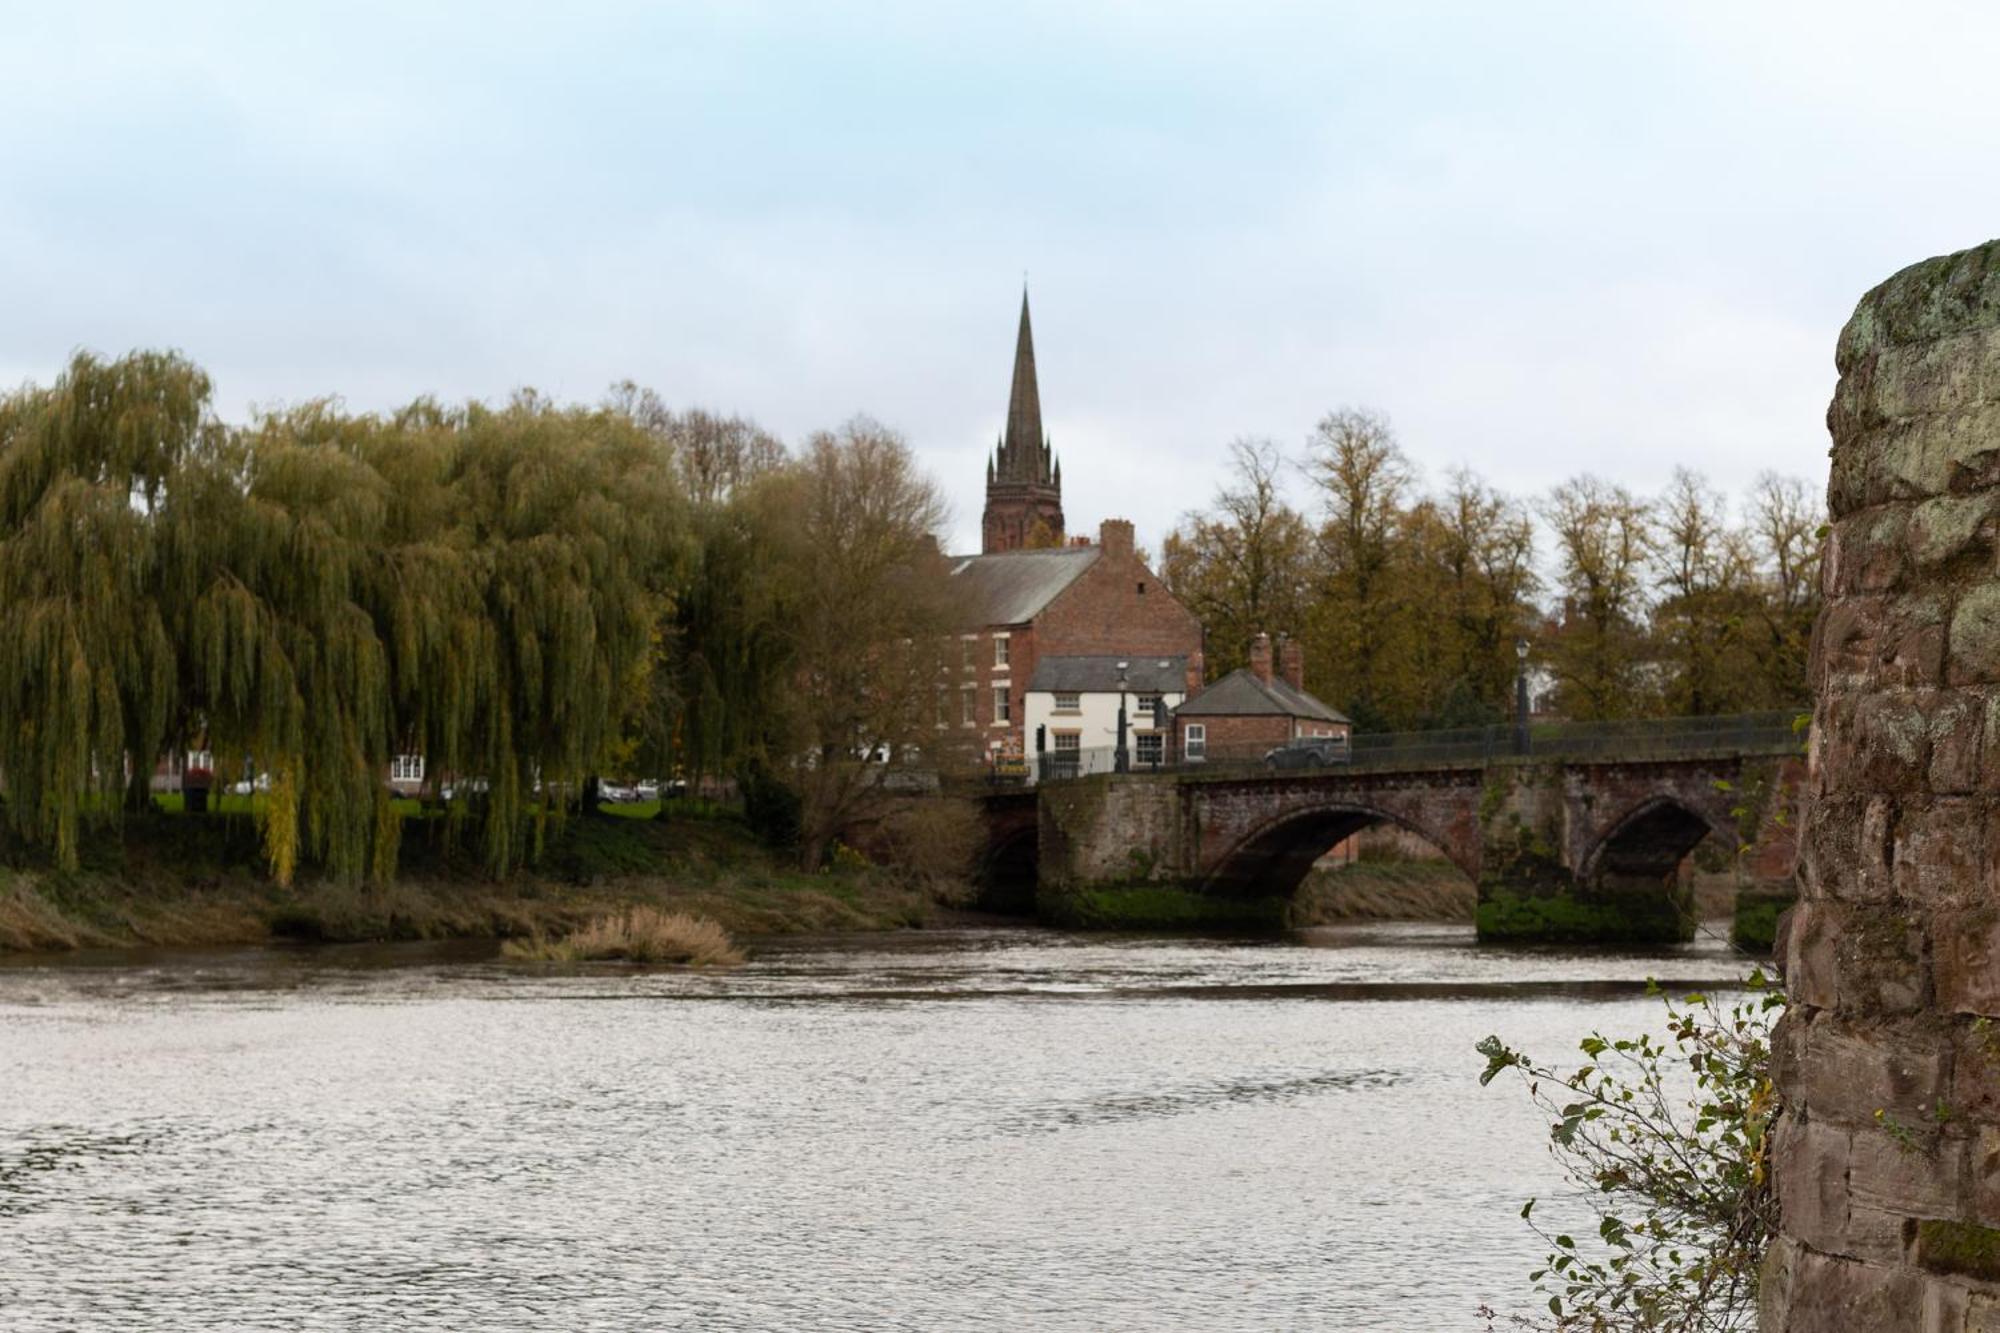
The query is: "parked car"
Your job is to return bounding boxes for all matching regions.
[1263,737,1351,770]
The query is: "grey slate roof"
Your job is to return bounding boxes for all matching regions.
[947,546,1100,626]
[1174,667,1351,724]
[1026,655,1189,695]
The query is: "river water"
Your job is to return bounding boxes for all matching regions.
[0,921,1755,1331]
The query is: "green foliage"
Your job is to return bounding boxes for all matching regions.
[1477,976,1783,1330]
[738,759,803,852]
[1476,885,1695,945]
[1043,883,1290,931]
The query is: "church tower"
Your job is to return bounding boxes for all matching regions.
[981,288,1065,553]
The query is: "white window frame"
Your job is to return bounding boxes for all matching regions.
[1052,691,1080,713]
[961,687,977,726]
[1136,732,1163,765]
[993,635,1010,668]
[390,754,425,783]
[1184,724,1206,761]
[992,685,1011,724]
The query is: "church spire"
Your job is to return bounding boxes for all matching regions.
[980,284,1065,553]
[999,286,1046,483]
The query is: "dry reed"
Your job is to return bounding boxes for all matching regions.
[502,907,744,966]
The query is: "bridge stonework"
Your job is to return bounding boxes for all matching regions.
[1765,244,2000,1329]
[1030,752,1801,941]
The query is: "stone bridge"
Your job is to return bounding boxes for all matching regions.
[1008,750,1803,942]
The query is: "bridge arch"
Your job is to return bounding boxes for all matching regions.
[1579,794,1735,888]
[1201,800,1476,901]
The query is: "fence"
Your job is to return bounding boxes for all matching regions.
[989,709,1808,786]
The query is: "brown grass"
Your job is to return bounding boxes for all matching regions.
[502,907,744,966]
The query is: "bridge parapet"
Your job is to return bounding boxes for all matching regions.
[1028,747,1803,942]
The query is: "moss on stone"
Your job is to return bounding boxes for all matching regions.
[1476,884,1695,945]
[1731,890,1794,954]
[1039,883,1288,932]
[1916,1218,2000,1283]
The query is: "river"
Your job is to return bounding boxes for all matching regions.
[0,921,1756,1330]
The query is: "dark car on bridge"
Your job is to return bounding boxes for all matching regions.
[1262,736,1351,770]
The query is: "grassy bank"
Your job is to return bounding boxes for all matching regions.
[1295,860,1477,924]
[0,807,944,956]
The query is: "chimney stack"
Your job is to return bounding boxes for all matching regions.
[1249,632,1274,685]
[1279,636,1304,691]
[1184,648,1205,696]
[1098,518,1134,558]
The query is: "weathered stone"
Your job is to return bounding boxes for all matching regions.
[1970,1126,2000,1226]
[1782,1248,1925,1333]
[1776,1115,1853,1254]
[1829,506,1915,596]
[1937,907,2000,1018]
[1953,586,2000,688]
[1911,493,2000,570]
[1851,1129,1962,1220]
[1931,693,1987,794]
[1795,1012,1948,1128]
[1924,1277,1970,1333]
[1894,797,1988,907]
[1917,1218,2000,1284]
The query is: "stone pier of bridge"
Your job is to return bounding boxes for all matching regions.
[1023,751,1802,943]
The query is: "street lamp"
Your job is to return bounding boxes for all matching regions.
[1115,660,1131,774]
[1514,638,1531,756]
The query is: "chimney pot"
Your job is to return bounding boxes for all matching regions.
[1098,518,1135,558]
[1279,636,1304,691]
[1249,632,1274,685]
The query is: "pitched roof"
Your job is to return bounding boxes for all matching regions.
[1027,655,1189,694]
[1174,667,1351,724]
[948,546,1100,626]
[996,287,1047,484]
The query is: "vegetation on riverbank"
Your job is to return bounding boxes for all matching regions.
[0,806,951,955]
[503,906,744,966]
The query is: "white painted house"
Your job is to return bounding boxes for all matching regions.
[1023,655,1195,779]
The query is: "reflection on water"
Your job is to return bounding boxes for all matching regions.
[0,922,1752,1330]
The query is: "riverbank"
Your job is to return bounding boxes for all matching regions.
[0,809,945,955]
[1295,859,1744,929]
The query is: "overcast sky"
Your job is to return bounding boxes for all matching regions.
[5,3,2000,553]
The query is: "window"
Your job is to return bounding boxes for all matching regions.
[1133,693,1162,717]
[993,686,1011,723]
[1052,691,1081,713]
[1051,731,1081,779]
[1136,733,1163,766]
[961,687,976,726]
[936,688,949,727]
[994,636,1010,668]
[1136,581,1146,595]
[390,754,425,783]
[1184,724,1207,761]
[961,638,974,670]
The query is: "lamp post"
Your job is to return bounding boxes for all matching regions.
[1514,638,1531,756]
[1114,660,1130,774]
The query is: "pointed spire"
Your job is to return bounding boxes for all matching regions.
[999,286,1044,483]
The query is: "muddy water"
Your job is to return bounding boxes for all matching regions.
[0,923,1754,1330]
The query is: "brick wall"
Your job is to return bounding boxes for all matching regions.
[1766,239,2000,1330]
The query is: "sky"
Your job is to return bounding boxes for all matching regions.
[5,3,2000,554]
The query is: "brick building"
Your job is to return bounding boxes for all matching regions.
[1172,633,1350,762]
[947,291,1202,767]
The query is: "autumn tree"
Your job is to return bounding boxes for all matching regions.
[1745,471,1821,708]
[1159,437,1313,677]
[1540,476,1655,719]
[751,417,953,869]
[1302,408,1413,729]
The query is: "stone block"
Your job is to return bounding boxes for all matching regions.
[1952,586,2000,688]
[1973,1292,2000,1333]
[1785,901,1840,1010]
[1937,907,2000,1017]
[1776,1115,1853,1254]
[1895,798,1988,906]
[1972,1127,2000,1226]
[1783,1247,1925,1333]
[1911,493,2000,570]
[1852,1127,1962,1218]
[1830,506,1915,596]
[1926,1278,1970,1333]
[1839,907,1930,1016]
[1797,1013,1949,1128]
[1933,693,1988,794]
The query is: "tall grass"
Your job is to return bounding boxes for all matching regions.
[502,907,744,966]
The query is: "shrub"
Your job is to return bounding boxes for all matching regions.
[737,760,801,852]
[871,797,981,902]
[1477,974,1783,1331]
[503,907,744,966]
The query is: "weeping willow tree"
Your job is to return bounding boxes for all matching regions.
[0,352,205,868]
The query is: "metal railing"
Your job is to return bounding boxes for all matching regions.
[984,710,1808,786]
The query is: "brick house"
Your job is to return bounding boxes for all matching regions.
[1022,652,1198,777]
[944,289,1202,769]
[1172,633,1350,763]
